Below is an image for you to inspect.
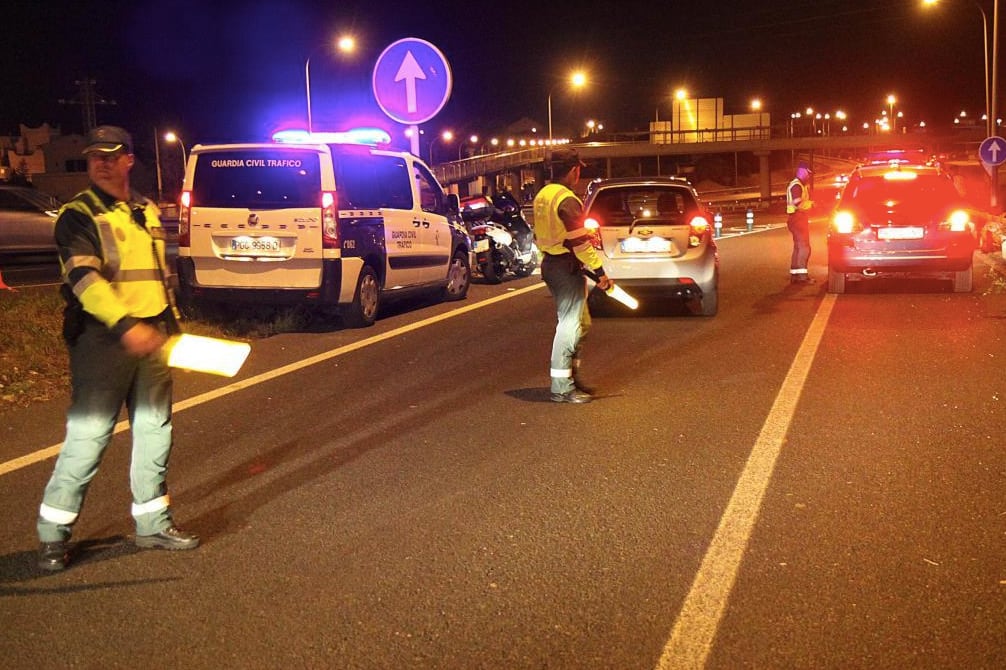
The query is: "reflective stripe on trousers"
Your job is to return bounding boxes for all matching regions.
[37,320,175,542]
[541,254,591,394]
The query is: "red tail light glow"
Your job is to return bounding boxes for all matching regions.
[178,190,191,247]
[832,210,860,234]
[321,191,338,249]
[688,215,710,247]
[583,217,602,249]
[946,209,971,232]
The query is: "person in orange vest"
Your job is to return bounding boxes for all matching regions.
[786,160,815,284]
[36,126,198,572]
[532,148,612,403]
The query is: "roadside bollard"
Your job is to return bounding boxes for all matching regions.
[714,212,722,238]
[746,209,754,232]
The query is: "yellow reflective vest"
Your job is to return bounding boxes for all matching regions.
[786,178,813,214]
[532,183,604,272]
[59,188,172,329]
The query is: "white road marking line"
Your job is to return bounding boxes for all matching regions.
[0,283,546,477]
[656,293,837,670]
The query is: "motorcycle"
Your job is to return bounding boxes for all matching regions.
[459,191,538,283]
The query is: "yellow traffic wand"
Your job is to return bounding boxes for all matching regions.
[162,333,251,377]
[585,270,639,310]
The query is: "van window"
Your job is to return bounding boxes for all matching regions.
[333,153,413,210]
[413,162,443,214]
[192,150,322,209]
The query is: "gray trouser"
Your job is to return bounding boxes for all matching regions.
[787,211,811,273]
[541,253,592,394]
[37,319,175,542]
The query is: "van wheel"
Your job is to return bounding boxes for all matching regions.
[443,250,471,301]
[697,286,718,316]
[343,266,380,328]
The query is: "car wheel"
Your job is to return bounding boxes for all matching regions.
[443,249,471,301]
[342,265,380,328]
[696,285,718,316]
[953,264,973,293]
[827,267,846,294]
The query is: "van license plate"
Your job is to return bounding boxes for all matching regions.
[230,236,281,252]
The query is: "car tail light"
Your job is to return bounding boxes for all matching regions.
[942,209,972,232]
[688,215,710,247]
[583,217,602,249]
[832,210,861,234]
[321,191,338,249]
[178,190,191,247]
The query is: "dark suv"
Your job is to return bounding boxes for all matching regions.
[827,163,977,293]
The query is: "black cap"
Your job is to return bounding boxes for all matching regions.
[797,160,813,174]
[549,147,587,173]
[83,125,133,155]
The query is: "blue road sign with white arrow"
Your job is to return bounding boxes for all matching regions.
[372,38,452,125]
[979,136,1006,166]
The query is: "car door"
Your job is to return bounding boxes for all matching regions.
[410,158,452,283]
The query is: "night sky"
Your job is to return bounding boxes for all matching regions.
[2,0,994,155]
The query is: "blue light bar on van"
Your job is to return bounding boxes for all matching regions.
[272,128,391,146]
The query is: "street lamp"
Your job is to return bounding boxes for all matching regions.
[164,131,187,170]
[886,94,897,132]
[429,129,454,164]
[547,70,587,145]
[751,98,763,138]
[305,34,357,133]
[923,0,991,136]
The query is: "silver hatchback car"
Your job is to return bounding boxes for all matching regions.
[581,177,719,315]
[0,185,61,257]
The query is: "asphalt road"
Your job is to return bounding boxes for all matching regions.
[1,216,1004,669]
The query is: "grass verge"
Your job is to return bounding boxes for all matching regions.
[0,288,325,415]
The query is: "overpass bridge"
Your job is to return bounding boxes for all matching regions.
[432,129,986,200]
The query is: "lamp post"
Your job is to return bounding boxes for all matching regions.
[305,34,357,133]
[429,129,454,164]
[164,131,187,170]
[886,94,896,133]
[548,70,587,145]
[751,98,763,138]
[153,127,163,203]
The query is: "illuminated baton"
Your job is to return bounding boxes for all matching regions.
[162,333,251,377]
[584,270,639,310]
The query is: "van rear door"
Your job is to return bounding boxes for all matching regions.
[186,146,326,289]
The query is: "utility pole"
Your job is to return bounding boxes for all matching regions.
[59,78,116,131]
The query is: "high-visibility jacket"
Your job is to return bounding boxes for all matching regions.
[58,187,173,332]
[786,178,813,214]
[532,183,604,272]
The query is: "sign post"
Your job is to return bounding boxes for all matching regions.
[979,135,1006,210]
[372,38,452,157]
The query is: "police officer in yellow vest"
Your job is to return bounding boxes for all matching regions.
[37,126,198,572]
[533,148,612,404]
[786,159,815,284]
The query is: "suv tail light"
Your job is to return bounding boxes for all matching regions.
[940,209,972,232]
[321,191,338,249]
[178,190,191,247]
[832,210,862,234]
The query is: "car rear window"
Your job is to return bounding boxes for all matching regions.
[844,173,959,208]
[192,149,322,209]
[589,186,695,225]
[332,152,413,210]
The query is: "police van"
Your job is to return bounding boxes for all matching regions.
[175,129,472,327]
